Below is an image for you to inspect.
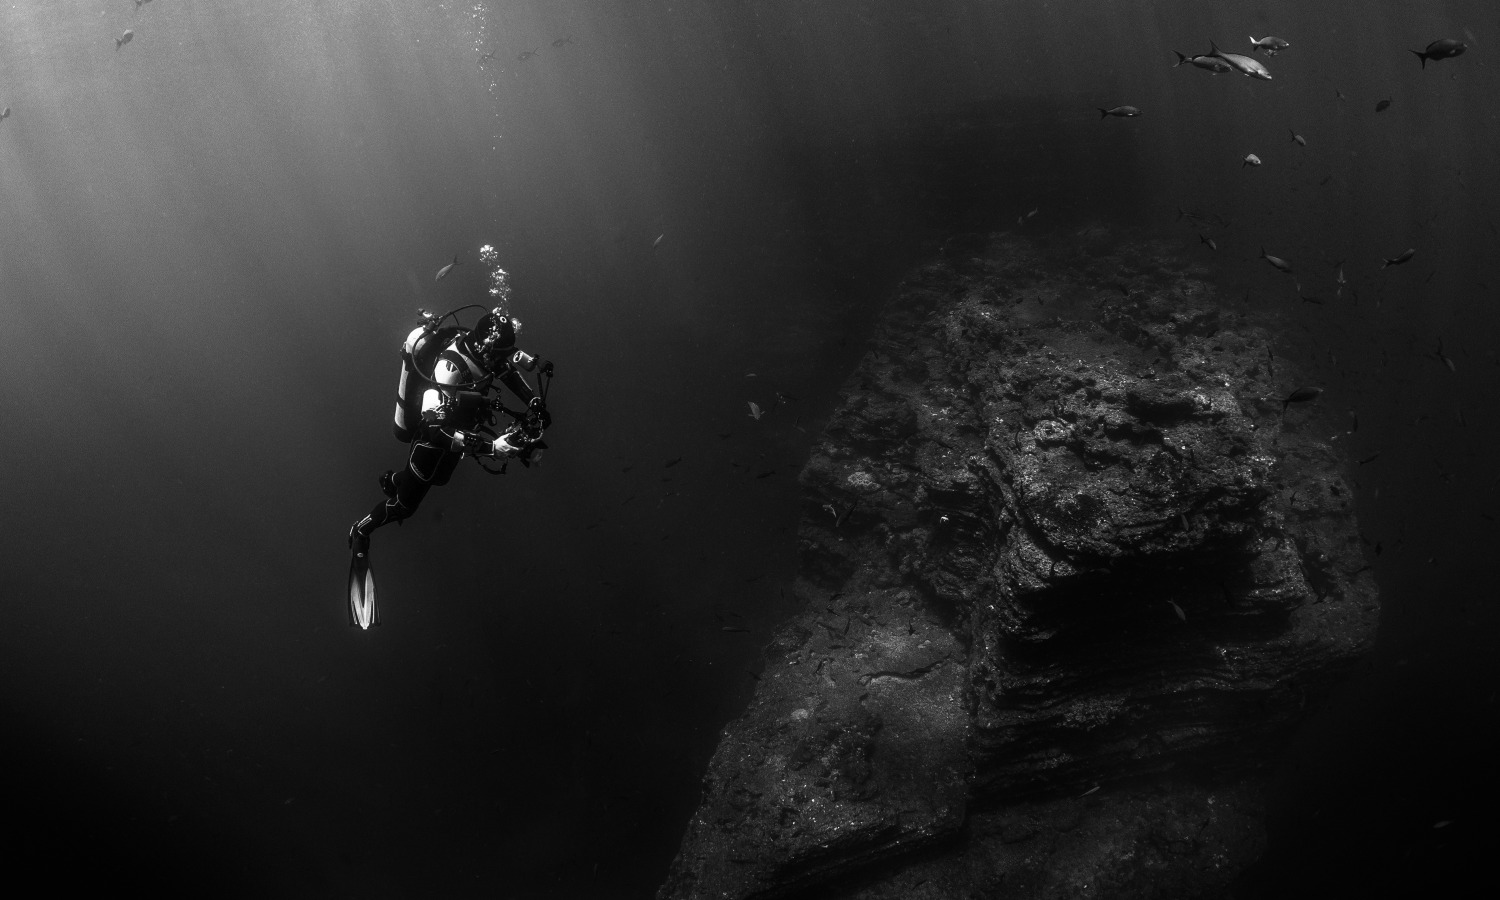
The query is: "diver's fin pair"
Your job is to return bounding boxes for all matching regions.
[348,550,380,629]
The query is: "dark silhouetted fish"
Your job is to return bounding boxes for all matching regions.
[1381,248,1416,268]
[552,37,573,47]
[115,29,133,51]
[518,48,539,61]
[1376,98,1392,112]
[1098,105,1141,118]
[435,255,459,281]
[1411,39,1466,68]
[1282,386,1323,411]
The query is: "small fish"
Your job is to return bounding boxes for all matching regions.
[652,233,665,249]
[479,49,498,64]
[1289,129,1306,147]
[135,0,153,8]
[552,37,573,47]
[1336,263,1347,297]
[1167,600,1187,622]
[1435,340,1456,372]
[435,254,459,281]
[1381,248,1416,268]
[1283,386,1323,411]
[1209,40,1272,80]
[720,626,750,633]
[1199,234,1217,251]
[1260,248,1293,273]
[1250,35,1290,55]
[754,470,776,479]
[1098,105,1141,118]
[1358,452,1381,465]
[1027,208,1039,219]
[1411,39,1466,69]
[1243,153,1262,168]
[115,29,134,51]
[1172,51,1233,73]
[1376,98,1392,113]
[518,48,539,61]
[747,401,763,420]
[0,107,9,122]
[664,456,682,468]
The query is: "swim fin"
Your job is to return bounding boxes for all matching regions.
[348,549,380,629]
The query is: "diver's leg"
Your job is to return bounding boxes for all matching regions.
[349,444,447,550]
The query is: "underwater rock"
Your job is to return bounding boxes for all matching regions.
[659,231,1377,900]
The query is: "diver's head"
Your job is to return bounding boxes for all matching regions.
[471,307,519,370]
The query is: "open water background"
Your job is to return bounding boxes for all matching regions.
[2,2,1496,896]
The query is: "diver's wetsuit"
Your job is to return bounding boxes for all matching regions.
[351,327,542,545]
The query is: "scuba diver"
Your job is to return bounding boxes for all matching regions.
[347,246,554,628]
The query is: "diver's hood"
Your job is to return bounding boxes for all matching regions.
[470,309,518,369]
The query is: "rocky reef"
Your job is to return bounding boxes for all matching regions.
[659,231,1378,899]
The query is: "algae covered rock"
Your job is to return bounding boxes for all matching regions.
[660,231,1377,900]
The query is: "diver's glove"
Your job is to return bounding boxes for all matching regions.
[493,430,533,457]
[527,396,552,430]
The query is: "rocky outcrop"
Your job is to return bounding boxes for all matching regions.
[659,231,1378,899]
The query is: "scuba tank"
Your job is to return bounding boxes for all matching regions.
[392,310,460,443]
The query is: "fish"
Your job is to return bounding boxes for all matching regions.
[1260,248,1293,273]
[1243,153,1262,168]
[1289,129,1306,147]
[664,456,682,468]
[1358,452,1381,465]
[1167,600,1187,622]
[1250,35,1290,55]
[754,470,776,479]
[1376,98,1392,113]
[747,401,763,420]
[552,37,573,47]
[478,49,498,64]
[435,254,460,281]
[0,107,9,122]
[1411,39,1466,69]
[1335,263,1347,297]
[652,233,665,249]
[1282,386,1323,411]
[1435,340,1456,372]
[1319,174,1333,186]
[1172,51,1233,73]
[1209,40,1272,80]
[518,48,539,61]
[1098,106,1141,119]
[135,0,153,8]
[1381,248,1416,268]
[1199,234,1217,251]
[720,626,750,633]
[115,29,133,51]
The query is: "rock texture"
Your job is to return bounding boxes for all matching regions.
[659,231,1378,900]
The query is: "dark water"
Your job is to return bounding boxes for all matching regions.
[1,2,1496,896]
